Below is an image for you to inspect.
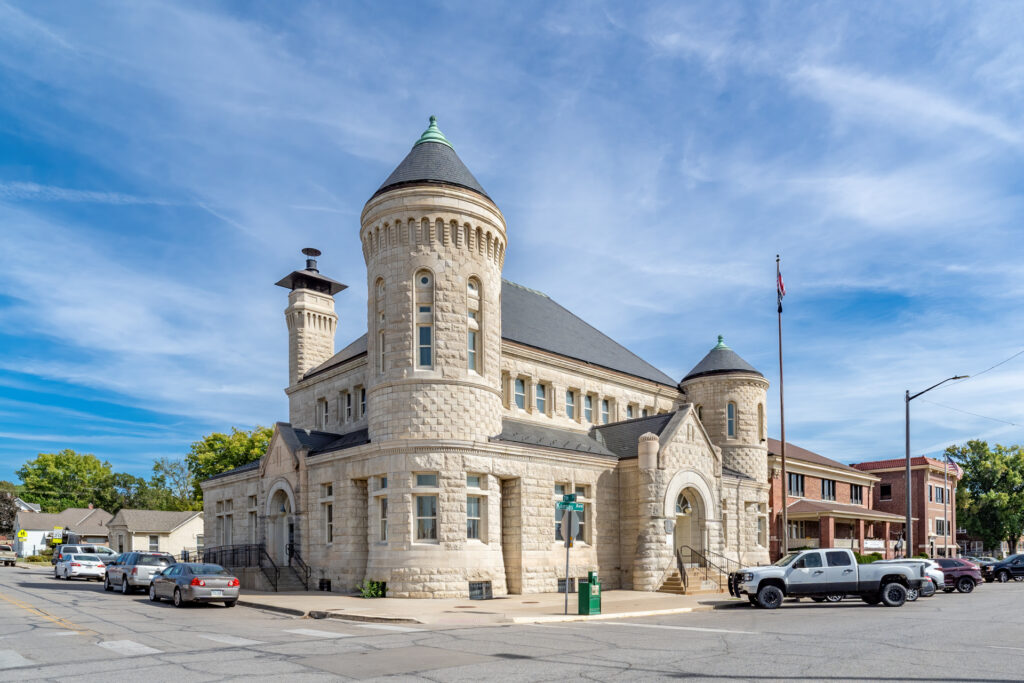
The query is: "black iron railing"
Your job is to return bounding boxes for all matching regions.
[202,543,279,591]
[677,545,736,591]
[285,543,310,591]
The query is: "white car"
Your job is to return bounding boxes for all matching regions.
[55,553,106,581]
[874,559,944,595]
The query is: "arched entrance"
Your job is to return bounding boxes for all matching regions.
[266,482,295,565]
[673,488,706,564]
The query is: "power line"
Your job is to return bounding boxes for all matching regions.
[918,397,1022,427]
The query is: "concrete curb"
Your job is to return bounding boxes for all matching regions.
[508,605,712,624]
[313,611,423,624]
[237,600,307,617]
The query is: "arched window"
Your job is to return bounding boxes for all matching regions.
[467,278,481,372]
[727,402,737,438]
[375,279,386,374]
[675,492,693,516]
[414,270,434,369]
[757,403,765,442]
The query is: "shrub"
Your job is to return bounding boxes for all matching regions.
[914,552,929,559]
[358,580,386,598]
[39,547,53,558]
[25,555,47,562]
[854,551,883,564]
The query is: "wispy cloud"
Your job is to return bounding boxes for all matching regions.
[0,181,175,205]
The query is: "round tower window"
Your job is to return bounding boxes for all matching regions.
[420,275,430,285]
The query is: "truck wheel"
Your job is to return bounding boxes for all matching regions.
[906,588,919,602]
[880,582,907,607]
[747,596,758,606]
[756,585,783,610]
[861,594,880,605]
[956,577,975,594]
[825,594,844,603]
[998,571,1010,583]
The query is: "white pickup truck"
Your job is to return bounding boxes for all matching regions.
[0,544,15,567]
[728,548,925,608]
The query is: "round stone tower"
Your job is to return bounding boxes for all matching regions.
[360,116,507,443]
[680,336,769,482]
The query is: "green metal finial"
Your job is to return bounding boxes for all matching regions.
[714,335,730,350]
[414,115,453,149]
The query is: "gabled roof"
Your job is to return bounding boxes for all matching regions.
[372,117,490,200]
[491,419,616,458]
[304,280,678,387]
[15,507,113,534]
[682,336,762,382]
[107,509,202,533]
[14,498,41,512]
[767,439,865,475]
[591,413,675,459]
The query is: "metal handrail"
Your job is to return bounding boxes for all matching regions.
[201,543,279,592]
[678,545,734,589]
[285,543,310,591]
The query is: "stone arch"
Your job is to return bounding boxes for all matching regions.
[663,469,716,521]
[265,478,297,564]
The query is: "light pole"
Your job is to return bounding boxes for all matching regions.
[943,453,950,558]
[905,375,968,558]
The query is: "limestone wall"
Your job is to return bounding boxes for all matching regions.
[285,288,337,388]
[681,373,769,482]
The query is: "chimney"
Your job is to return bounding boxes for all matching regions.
[302,247,321,272]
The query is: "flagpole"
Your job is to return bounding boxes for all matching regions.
[777,254,788,556]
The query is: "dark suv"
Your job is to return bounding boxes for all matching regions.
[982,554,1024,583]
[934,558,982,593]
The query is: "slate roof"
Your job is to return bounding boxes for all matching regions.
[591,413,675,459]
[309,428,371,456]
[373,140,489,200]
[206,459,260,481]
[767,439,867,475]
[107,509,202,533]
[305,280,678,387]
[491,419,616,458]
[15,507,113,535]
[683,336,762,381]
[722,466,754,481]
[787,499,905,522]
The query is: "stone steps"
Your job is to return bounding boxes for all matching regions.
[658,569,727,596]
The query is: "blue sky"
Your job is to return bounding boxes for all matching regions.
[1,1,1022,483]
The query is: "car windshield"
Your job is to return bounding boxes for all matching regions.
[74,555,100,562]
[187,564,230,576]
[0,545,11,551]
[137,555,173,566]
[773,552,800,567]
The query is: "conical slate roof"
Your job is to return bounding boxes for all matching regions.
[682,336,762,382]
[372,116,490,200]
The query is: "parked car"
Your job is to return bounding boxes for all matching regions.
[53,544,118,566]
[982,554,1024,583]
[873,559,944,598]
[148,563,240,608]
[104,551,175,593]
[728,548,925,608]
[0,544,15,567]
[54,553,106,581]
[966,555,998,566]
[933,558,983,593]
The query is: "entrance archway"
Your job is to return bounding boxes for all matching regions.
[266,482,295,565]
[673,488,706,564]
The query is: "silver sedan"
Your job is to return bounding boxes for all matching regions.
[148,562,240,608]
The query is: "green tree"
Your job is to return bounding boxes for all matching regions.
[0,480,18,496]
[16,450,114,513]
[150,458,200,511]
[948,440,1024,553]
[0,492,16,534]
[185,426,273,501]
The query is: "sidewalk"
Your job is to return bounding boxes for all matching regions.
[238,588,741,626]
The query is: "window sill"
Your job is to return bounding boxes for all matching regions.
[412,540,440,546]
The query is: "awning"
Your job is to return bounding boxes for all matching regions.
[787,500,908,524]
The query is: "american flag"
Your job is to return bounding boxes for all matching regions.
[777,270,786,313]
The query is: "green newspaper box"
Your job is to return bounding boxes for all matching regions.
[578,570,601,615]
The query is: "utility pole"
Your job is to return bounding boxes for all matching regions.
[777,255,788,556]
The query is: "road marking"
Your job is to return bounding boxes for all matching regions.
[0,591,90,634]
[602,622,758,635]
[348,623,420,632]
[98,640,162,656]
[0,650,34,670]
[197,634,264,647]
[43,631,78,637]
[989,646,1024,653]
[284,628,354,639]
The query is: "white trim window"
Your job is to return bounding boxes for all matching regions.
[345,392,352,422]
[822,479,837,501]
[601,399,610,424]
[788,473,805,497]
[415,496,437,541]
[565,390,576,420]
[467,278,481,372]
[379,497,388,542]
[584,395,593,423]
[514,378,526,410]
[360,387,367,418]
[535,383,546,414]
[467,495,483,540]
[851,484,864,505]
[375,278,386,375]
[415,270,434,369]
[148,535,159,552]
[727,402,737,438]
[321,483,334,545]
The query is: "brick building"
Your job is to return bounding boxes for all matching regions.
[852,457,961,557]
[767,440,905,560]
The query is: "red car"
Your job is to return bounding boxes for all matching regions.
[935,558,983,593]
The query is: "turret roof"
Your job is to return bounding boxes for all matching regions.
[682,335,762,382]
[372,116,490,200]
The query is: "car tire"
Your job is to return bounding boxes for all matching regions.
[104,576,112,591]
[223,600,236,608]
[756,585,784,610]
[825,594,844,603]
[880,582,907,607]
[1015,576,1024,583]
[943,588,955,593]
[121,577,130,595]
[149,584,160,602]
[54,569,59,580]
[173,588,184,608]
[861,594,881,605]
[998,571,1010,583]
[957,577,975,594]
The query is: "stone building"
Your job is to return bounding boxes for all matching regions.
[201,117,772,597]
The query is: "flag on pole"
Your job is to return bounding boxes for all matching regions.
[777,269,786,313]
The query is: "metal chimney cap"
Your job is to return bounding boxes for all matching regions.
[301,247,322,258]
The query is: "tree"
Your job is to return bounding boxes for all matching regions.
[185,426,273,501]
[0,480,18,496]
[948,440,1024,553]
[16,450,114,513]
[0,492,16,535]
[150,458,200,511]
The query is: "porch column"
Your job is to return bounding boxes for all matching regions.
[820,515,835,549]
[857,519,865,554]
[883,521,891,559]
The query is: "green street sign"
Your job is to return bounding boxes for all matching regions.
[557,502,584,512]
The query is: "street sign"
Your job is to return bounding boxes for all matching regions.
[560,509,580,542]
[51,527,63,545]
[561,493,577,503]
[556,502,584,512]
[17,530,27,540]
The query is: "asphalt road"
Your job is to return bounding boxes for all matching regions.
[1,564,1023,681]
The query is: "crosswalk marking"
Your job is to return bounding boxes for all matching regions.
[348,623,420,633]
[284,628,354,639]
[43,631,78,637]
[0,650,34,670]
[601,622,757,635]
[197,634,264,646]
[98,640,162,656]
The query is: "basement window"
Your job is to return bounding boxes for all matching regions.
[468,581,493,600]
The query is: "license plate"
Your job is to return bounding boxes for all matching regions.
[211,589,223,597]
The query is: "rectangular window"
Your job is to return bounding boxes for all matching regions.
[322,483,333,498]
[148,535,159,552]
[419,305,431,313]
[468,581,493,600]
[360,387,366,417]
[417,326,432,368]
[554,483,567,496]
[324,503,334,544]
[576,505,586,542]
[223,515,233,545]
[880,483,892,500]
[929,485,933,502]
[415,495,437,541]
[851,485,863,505]
[345,392,352,421]
[379,475,388,489]
[788,520,807,539]
[822,479,836,501]
[514,378,526,410]
[468,330,478,372]
[727,402,736,437]
[554,507,563,541]
[627,405,634,419]
[467,496,482,540]
[378,331,386,373]
[601,399,609,424]
[379,497,388,542]
[467,474,482,489]
[757,511,767,546]
[788,473,805,497]
[565,390,576,419]
[318,399,329,429]
[584,395,593,422]
[642,408,649,418]
[248,495,257,508]
[575,485,588,498]
[535,384,546,413]
[248,511,257,542]
[416,473,438,487]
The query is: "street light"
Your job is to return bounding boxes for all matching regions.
[905,375,968,557]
